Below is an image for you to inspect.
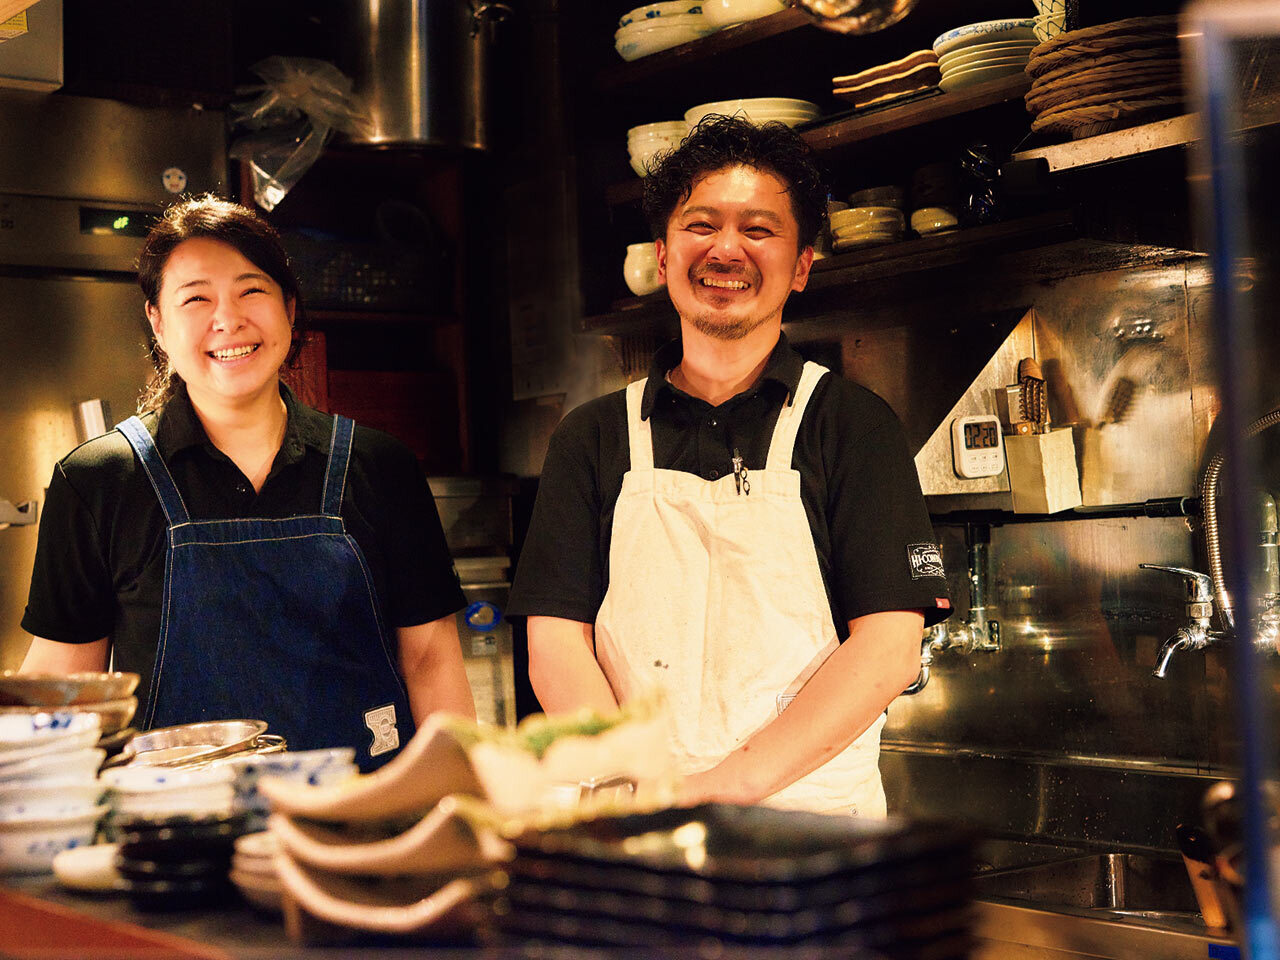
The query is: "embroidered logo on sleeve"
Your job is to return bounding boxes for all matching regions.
[907,542,945,579]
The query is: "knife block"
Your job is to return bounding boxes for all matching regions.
[1005,428,1082,514]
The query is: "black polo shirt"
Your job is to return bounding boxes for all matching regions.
[509,335,951,635]
[22,383,465,709]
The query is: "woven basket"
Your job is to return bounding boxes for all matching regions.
[1030,95,1183,136]
[1026,74,1182,114]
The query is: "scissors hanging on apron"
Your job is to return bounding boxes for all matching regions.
[594,361,887,816]
[117,414,414,772]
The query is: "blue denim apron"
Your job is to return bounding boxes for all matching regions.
[117,414,414,771]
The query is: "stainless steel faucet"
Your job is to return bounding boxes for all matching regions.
[903,525,1000,695]
[1139,564,1222,678]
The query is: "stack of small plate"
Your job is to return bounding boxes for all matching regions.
[231,829,284,914]
[491,804,977,954]
[685,97,821,129]
[1024,16,1183,140]
[0,713,108,875]
[832,50,941,111]
[933,19,1037,93]
[114,810,252,910]
[829,206,905,253]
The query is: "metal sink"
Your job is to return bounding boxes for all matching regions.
[972,850,1200,921]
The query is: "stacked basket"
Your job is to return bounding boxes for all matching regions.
[1024,15,1183,140]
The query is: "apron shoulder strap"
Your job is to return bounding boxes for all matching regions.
[116,416,191,525]
[625,379,654,471]
[322,415,356,516]
[765,361,829,472]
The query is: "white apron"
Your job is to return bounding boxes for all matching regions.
[595,361,887,816]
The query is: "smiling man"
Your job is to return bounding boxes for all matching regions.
[509,116,951,815]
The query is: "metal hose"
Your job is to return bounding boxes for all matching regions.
[1202,407,1280,629]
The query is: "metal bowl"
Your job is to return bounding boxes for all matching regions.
[121,720,269,769]
[0,671,140,708]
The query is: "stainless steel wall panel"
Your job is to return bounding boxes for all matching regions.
[0,277,153,667]
[0,92,225,204]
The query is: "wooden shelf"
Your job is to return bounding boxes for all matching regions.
[802,73,1031,152]
[603,74,1032,208]
[1011,114,1198,172]
[594,8,810,91]
[581,211,1204,336]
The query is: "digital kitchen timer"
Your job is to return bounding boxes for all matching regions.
[951,414,1006,479]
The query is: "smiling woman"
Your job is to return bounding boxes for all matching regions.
[19,197,476,771]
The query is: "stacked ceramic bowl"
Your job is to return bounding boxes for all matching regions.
[221,747,359,831]
[616,3,715,61]
[102,764,236,824]
[0,712,107,874]
[685,97,821,129]
[628,120,688,177]
[701,0,789,29]
[1032,0,1068,43]
[934,18,1037,93]
[0,670,139,754]
[829,205,905,253]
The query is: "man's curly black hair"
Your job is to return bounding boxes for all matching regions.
[641,114,829,252]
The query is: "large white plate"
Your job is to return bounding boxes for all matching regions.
[938,40,1036,71]
[933,19,1036,57]
[940,55,1032,79]
[939,62,1029,93]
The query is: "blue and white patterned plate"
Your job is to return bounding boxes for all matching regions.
[619,2,703,27]
[933,19,1037,57]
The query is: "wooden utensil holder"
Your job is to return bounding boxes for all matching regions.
[1005,428,1082,514]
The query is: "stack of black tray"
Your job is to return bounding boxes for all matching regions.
[490,803,976,958]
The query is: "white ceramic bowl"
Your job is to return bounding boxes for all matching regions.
[911,207,960,235]
[111,784,234,817]
[700,0,789,28]
[0,783,106,822]
[829,206,905,233]
[630,144,680,177]
[685,97,820,127]
[619,1,704,27]
[628,120,689,140]
[847,186,906,210]
[932,19,1036,57]
[616,18,715,60]
[624,243,663,296]
[0,805,107,874]
[0,697,136,736]
[0,747,104,784]
[101,764,235,792]
[0,713,101,765]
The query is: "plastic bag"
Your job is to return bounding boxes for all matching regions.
[228,57,372,211]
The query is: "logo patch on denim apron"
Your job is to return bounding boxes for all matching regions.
[364,703,400,757]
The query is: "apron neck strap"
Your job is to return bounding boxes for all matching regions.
[117,416,191,526]
[625,379,654,471]
[765,361,828,472]
[322,416,356,516]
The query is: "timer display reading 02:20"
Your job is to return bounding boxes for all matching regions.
[963,421,1000,450]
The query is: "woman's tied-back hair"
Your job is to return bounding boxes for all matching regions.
[135,195,307,413]
[641,114,829,251]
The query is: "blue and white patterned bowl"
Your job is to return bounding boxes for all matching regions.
[0,804,108,875]
[0,783,105,822]
[0,713,101,765]
[933,19,1037,57]
[619,2,702,27]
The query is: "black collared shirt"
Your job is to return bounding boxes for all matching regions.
[509,335,951,634]
[22,383,464,709]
